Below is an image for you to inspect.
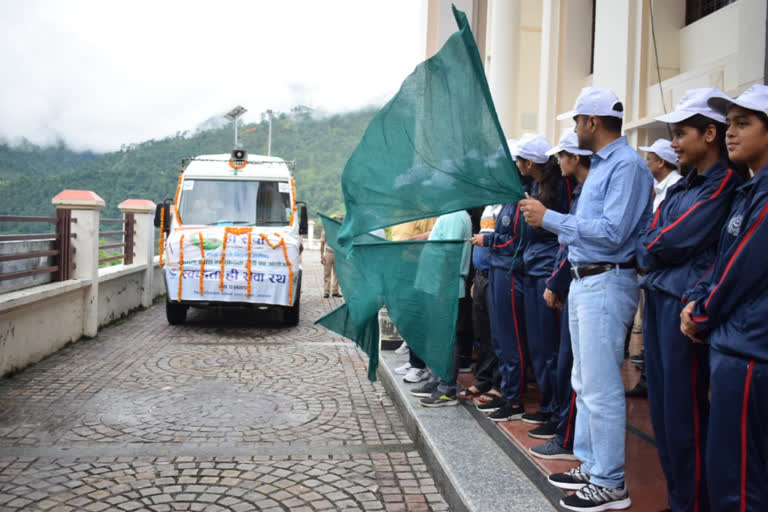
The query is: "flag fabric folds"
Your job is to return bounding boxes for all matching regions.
[315,216,465,382]
[337,5,523,247]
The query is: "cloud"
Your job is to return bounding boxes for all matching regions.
[0,0,427,152]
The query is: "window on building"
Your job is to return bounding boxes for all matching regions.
[685,0,737,25]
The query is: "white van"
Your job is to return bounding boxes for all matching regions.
[155,152,308,325]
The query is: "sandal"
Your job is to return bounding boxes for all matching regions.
[458,384,490,400]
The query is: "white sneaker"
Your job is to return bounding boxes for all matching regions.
[394,341,410,355]
[403,368,430,383]
[394,362,412,375]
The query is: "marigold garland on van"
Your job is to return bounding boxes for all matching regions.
[245,231,253,298]
[228,159,247,170]
[218,227,254,291]
[260,233,294,304]
[158,207,165,266]
[173,173,183,225]
[178,234,185,300]
[198,232,206,295]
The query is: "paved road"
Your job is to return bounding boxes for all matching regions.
[0,251,449,511]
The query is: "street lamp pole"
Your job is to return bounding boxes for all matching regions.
[223,106,248,149]
[267,109,273,156]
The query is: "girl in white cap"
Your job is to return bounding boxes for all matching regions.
[637,87,746,512]
[681,84,768,512]
[499,134,571,427]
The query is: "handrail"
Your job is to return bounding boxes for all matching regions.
[1,211,74,284]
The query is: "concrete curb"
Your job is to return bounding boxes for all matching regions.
[377,351,556,512]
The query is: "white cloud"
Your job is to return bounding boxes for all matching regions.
[0,0,427,152]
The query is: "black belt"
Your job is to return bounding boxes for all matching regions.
[570,262,635,279]
[476,269,489,278]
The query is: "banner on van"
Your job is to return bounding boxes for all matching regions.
[163,227,299,306]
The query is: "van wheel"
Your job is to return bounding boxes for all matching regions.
[284,281,301,326]
[166,301,188,325]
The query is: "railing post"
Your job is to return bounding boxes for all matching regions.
[52,190,105,337]
[55,209,72,281]
[118,199,156,308]
[123,213,135,265]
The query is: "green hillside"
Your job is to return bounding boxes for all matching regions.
[0,107,376,230]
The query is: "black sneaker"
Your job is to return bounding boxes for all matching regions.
[409,380,439,398]
[323,293,329,298]
[560,481,631,511]
[522,410,552,425]
[476,395,506,414]
[548,466,591,490]
[419,393,458,407]
[528,420,556,439]
[489,403,524,422]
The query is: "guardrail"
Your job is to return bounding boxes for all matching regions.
[98,213,135,266]
[0,210,75,285]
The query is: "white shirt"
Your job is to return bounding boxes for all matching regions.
[653,170,682,212]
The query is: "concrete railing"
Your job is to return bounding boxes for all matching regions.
[0,191,166,378]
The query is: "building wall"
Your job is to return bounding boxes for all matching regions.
[477,0,766,146]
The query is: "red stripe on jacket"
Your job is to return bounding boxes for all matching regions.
[645,170,733,250]
[705,199,768,310]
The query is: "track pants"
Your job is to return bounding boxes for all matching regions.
[707,348,768,512]
[473,271,499,391]
[644,291,710,512]
[488,267,526,405]
[522,274,560,415]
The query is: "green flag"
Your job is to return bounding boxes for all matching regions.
[338,5,523,247]
[315,215,465,382]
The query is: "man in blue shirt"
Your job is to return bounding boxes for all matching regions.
[520,87,653,512]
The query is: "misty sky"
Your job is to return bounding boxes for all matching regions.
[0,0,426,152]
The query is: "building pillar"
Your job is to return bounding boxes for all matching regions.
[486,0,521,138]
[52,190,105,337]
[538,0,561,142]
[119,199,156,308]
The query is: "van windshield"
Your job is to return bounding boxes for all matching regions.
[178,180,291,226]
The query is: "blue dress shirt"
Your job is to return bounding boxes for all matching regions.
[541,136,653,266]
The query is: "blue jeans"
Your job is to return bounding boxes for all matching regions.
[568,268,638,488]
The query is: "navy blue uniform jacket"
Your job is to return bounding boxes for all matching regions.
[684,165,768,362]
[484,200,527,273]
[638,160,742,299]
[523,178,572,277]
[546,183,582,295]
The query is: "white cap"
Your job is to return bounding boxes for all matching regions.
[514,134,552,164]
[545,130,593,156]
[708,84,768,119]
[638,138,677,166]
[556,87,624,121]
[655,88,729,124]
[507,138,520,157]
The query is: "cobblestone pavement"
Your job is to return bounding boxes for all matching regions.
[0,252,449,511]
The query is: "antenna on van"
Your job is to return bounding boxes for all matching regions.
[224,105,247,149]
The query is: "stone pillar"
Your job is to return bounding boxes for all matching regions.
[307,220,315,249]
[486,0,521,137]
[119,199,156,308]
[52,190,105,338]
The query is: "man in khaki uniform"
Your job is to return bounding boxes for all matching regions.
[319,226,341,299]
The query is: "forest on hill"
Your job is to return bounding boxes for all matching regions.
[0,106,377,232]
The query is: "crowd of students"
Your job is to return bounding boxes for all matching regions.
[393,84,768,512]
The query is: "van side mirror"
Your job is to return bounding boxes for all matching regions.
[297,202,308,235]
[154,201,172,233]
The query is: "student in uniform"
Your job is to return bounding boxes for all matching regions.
[529,130,591,460]
[469,139,530,420]
[626,138,682,399]
[681,84,768,512]
[637,88,745,512]
[505,134,572,426]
